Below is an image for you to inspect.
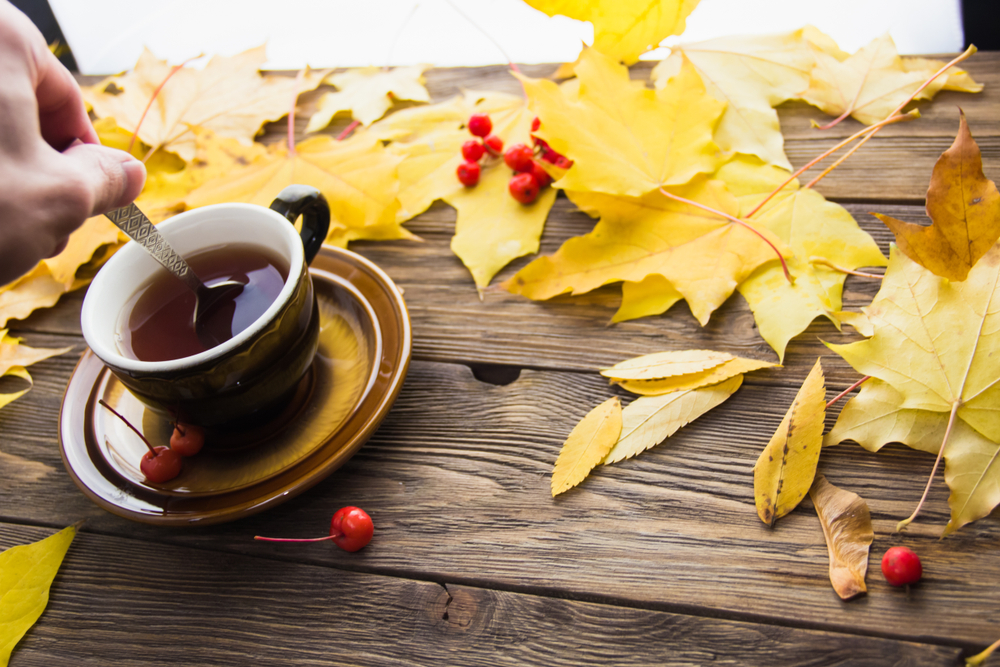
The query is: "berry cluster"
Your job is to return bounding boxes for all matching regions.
[455,113,572,205]
[98,399,205,484]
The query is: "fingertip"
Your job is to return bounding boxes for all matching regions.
[117,158,147,208]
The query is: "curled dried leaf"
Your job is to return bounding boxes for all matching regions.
[809,475,873,600]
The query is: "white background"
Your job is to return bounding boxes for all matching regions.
[50,0,964,75]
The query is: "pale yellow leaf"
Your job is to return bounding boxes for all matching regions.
[0,267,73,329]
[600,349,732,381]
[809,474,873,600]
[604,375,742,464]
[551,397,622,496]
[754,357,825,526]
[0,367,31,411]
[306,65,430,131]
[614,357,776,396]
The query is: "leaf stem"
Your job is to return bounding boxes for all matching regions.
[967,637,1000,667]
[810,257,884,279]
[826,376,870,409]
[288,68,306,155]
[804,46,977,192]
[897,400,960,531]
[744,112,914,220]
[337,120,361,141]
[98,399,156,455]
[658,187,792,283]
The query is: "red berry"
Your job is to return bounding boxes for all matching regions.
[140,446,182,483]
[503,143,534,172]
[330,506,374,552]
[468,113,492,137]
[530,160,552,187]
[509,172,540,204]
[881,546,922,586]
[456,161,480,187]
[531,116,541,132]
[533,136,550,151]
[461,140,484,162]
[254,505,374,553]
[540,147,558,164]
[553,155,573,169]
[483,134,504,156]
[170,423,204,457]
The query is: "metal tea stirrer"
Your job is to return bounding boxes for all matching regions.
[105,203,245,346]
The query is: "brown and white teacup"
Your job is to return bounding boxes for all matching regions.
[81,185,330,427]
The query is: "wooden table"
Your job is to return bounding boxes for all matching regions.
[3,55,999,665]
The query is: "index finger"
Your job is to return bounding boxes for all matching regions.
[35,44,98,149]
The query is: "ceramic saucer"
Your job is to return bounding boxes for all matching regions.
[59,246,411,526]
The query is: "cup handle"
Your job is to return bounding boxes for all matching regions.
[269,185,330,265]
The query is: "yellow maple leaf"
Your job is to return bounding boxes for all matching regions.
[524,0,701,65]
[503,177,786,326]
[84,46,325,161]
[753,357,825,526]
[183,132,405,246]
[551,397,622,496]
[718,156,887,361]
[0,329,71,410]
[801,33,978,127]
[875,111,1000,282]
[306,65,430,131]
[900,57,983,94]
[826,378,1000,537]
[0,525,78,664]
[652,27,819,170]
[603,375,742,463]
[521,47,726,197]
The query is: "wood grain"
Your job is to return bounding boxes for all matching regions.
[2,523,959,667]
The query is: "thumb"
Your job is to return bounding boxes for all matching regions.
[60,142,147,215]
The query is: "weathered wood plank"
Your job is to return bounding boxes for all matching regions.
[2,355,997,648]
[2,523,960,667]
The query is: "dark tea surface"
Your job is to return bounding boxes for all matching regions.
[118,243,289,362]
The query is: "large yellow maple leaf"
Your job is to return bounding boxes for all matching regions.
[84,46,325,161]
[183,132,405,246]
[503,176,786,325]
[802,33,980,127]
[306,65,430,131]
[651,27,821,170]
[524,0,701,65]
[521,46,726,197]
[830,244,1000,445]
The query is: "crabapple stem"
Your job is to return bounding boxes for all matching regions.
[254,533,342,543]
[658,187,792,283]
[826,376,870,410]
[897,400,960,531]
[98,399,156,455]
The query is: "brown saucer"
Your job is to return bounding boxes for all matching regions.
[59,246,411,526]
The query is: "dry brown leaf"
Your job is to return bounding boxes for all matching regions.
[875,110,1000,282]
[753,358,826,526]
[809,474,873,601]
[551,397,622,496]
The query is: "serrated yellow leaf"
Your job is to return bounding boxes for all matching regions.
[875,111,1000,282]
[754,357,825,526]
[652,28,819,170]
[552,397,622,496]
[84,46,326,161]
[0,367,31,411]
[716,156,886,360]
[614,357,776,396]
[524,0,700,65]
[0,330,71,411]
[900,57,982,94]
[183,132,403,243]
[503,176,786,325]
[604,375,742,464]
[0,525,77,665]
[826,378,1000,537]
[520,47,726,197]
[306,66,430,131]
[600,349,732,381]
[809,475,873,601]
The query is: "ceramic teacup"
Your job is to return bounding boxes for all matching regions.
[81,185,330,427]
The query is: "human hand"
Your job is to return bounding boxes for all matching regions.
[0,1,145,285]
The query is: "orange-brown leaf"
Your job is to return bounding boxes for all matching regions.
[809,474,874,601]
[875,110,1000,282]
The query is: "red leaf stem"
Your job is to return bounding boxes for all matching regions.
[337,120,361,141]
[825,376,870,410]
[133,54,201,160]
[896,400,960,531]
